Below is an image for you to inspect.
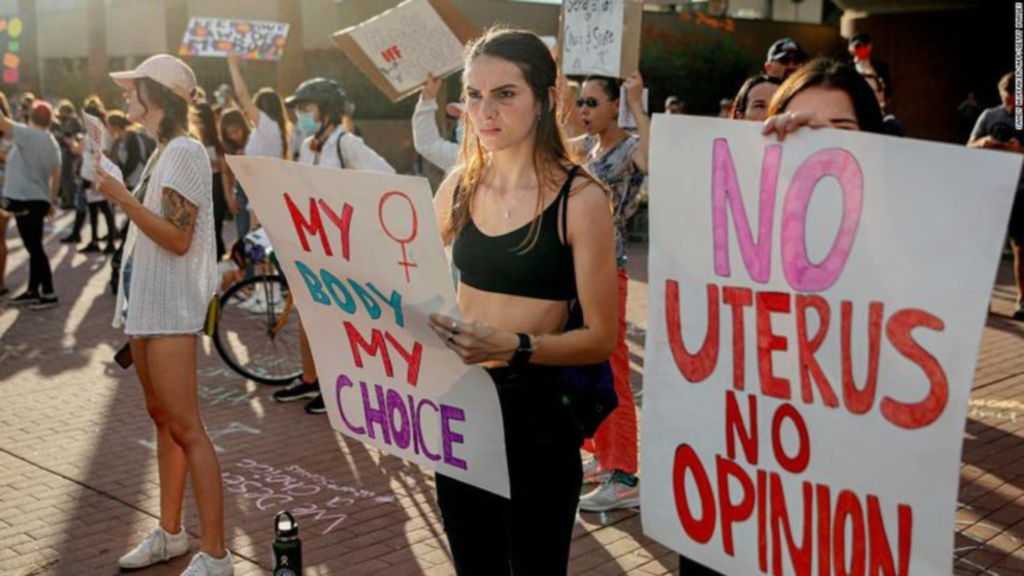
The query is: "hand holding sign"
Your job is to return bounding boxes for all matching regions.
[761,110,831,142]
[428,314,518,365]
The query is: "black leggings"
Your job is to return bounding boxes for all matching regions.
[7,199,53,295]
[436,366,582,576]
[88,200,116,245]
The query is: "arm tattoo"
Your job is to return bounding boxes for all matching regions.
[161,188,198,233]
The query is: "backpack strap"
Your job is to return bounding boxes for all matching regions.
[335,130,346,169]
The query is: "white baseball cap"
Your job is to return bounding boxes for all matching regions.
[110,54,197,103]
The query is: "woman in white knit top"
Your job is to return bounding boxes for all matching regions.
[95,55,233,576]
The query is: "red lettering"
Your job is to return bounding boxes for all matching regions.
[385,332,423,387]
[756,292,791,400]
[285,193,331,255]
[317,199,354,262]
[725,391,758,465]
[817,485,832,576]
[716,456,755,556]
[758,470,768,573]
[770,474,812,576]
[344,322,394,379]
[881,309,948,429]
[834,490,866,576]
[771,404,810,474]
[672,444,716,544]
[796,295,838,407]
[723,286,753,390]
[842,302,883,414]
[867,497,912,576]
[666,281,720,383]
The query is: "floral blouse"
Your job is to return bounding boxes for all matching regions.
[582,134,645,267]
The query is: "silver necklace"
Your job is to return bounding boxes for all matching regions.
[491,182,537,219]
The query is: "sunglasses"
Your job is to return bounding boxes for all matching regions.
[576,97,609,109]
[774,55,799,66]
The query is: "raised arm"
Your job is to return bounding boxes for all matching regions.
[624,71,650,175]
[228,54,260,127]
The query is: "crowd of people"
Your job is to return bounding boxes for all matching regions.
[0,21,1016,576]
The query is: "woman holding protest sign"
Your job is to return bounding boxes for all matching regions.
[762,58,884,139]
[95,55,233,576]
[272,76,395,414]
[566,72,649,511]
[427,27,617,574]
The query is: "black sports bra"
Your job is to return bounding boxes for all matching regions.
[452,166,580,301]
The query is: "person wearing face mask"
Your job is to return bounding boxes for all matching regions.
[271,77,395,415]
[570,73,648,513]
[413,73,461,172]
[849,33,892,101]
[731,75,782,122]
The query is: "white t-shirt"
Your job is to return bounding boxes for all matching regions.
[244,110,284,159]
[297,124,395,173]
[114,137,217,336]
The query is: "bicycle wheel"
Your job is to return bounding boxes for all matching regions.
[214,274,303,385]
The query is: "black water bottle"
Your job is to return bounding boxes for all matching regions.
[272,511,302,576]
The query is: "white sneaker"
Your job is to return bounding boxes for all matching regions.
[181,551,235,576]
[118,527,190,569]
[582,457,611,484]
[579,474,640,512]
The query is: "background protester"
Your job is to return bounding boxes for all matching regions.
[731,74,782,121]
[664,95,684,114]
[99,54,233,576]
[80,96,118,254]
[275,76,395,414]
[0,101,62,310]
[218,108,249,234]
[573,72,648,511]
[969,72,1024,319]
[412,73,460,172]
[195,102,230,258]
[225,53,290,242]
[764,37,807,81]
[849,32,892,100]
[55,100,83,212]
[959,91,983,144]
[107,110,156,241]
[428,28,617,574]
[17,91,35,123]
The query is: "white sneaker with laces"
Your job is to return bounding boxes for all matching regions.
[582,457,611,484]
[118,527,190,570]
[578,475,641,512]
[181,551,235,576]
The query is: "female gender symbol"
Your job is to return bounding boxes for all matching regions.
[378,191,418,283]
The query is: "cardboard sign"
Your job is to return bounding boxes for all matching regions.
[84,113,123,186]
[332,0,480,102]
[225,156,510,497]
[560,0,643,78]
[641,115,1023,573]
[179,17,290,61]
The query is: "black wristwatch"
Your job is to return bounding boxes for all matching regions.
[509,333,533,366]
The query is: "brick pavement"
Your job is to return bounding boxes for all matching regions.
[2,212,1024,575]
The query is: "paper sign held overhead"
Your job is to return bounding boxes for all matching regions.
[332,0,480,102]
[179,17,290,61]
[225,156,510,498]
[560,0,643,78]
[640,115,1023,574]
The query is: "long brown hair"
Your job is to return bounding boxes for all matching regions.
[135,78,195,144]
[767,58,884,134]
[446,27,595,251]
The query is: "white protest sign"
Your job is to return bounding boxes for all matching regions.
[226,157,510,497]
[84,113,122,185]
[333,0,479,101]
[178,18,290,61]
[641,115,1023,574]
[561,0,642,78]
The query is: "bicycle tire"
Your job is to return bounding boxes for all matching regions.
[214,274,303,385]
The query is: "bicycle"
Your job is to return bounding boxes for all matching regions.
[212,233,303,385]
